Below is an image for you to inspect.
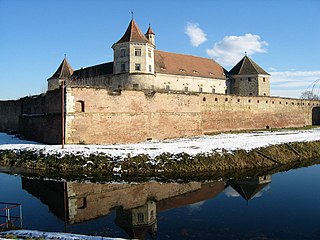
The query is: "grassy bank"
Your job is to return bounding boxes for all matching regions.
[0,141,320,181]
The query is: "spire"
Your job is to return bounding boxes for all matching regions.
[49,57,74,79]
[229,55,270,76]
[145,24,155,35]
[115,19,149,44]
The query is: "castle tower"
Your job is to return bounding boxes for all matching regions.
[47,57,73,91]
[228,55,270,96]
[112,19,155,76]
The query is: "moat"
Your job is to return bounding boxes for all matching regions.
[1,163,320,240]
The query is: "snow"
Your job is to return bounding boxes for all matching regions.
[0,230,126,240]
[0,128,320,160]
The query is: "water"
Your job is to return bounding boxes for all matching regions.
[1,164,320,240]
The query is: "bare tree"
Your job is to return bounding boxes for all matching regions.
[300,90,319,100]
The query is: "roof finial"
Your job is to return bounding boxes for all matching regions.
[245,51,247,56]
[131,11,134,20]
[64,53,66,59]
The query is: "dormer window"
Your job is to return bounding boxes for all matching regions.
[135,48,141,56]
[148,49,152,58]
[179,69,185,72]
[160,67,166,71]
[193,70,198,74]
[209,72,214,76]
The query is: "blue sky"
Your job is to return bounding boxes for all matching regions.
[1,0,320,100]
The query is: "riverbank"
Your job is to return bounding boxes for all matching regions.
[0,129,320,179]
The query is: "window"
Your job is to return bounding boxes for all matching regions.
[263,77,266,82]
[75,100,85,113]
[121,63,126,72]
[135,63,141,71]
[263,93,266,96]
[248,77,252,82]
[199,87,203,93]
[212,88,215,93]
[135,48,141,56]
[148,49,152,58]
[137,213,144,222]
[120,48,126,57]
[149,65,152,72]
[133,84,139,90]
[249,93,253,96]
[165,85,170,91]
[184,86,188,92]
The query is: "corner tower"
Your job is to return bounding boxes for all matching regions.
[112,19,155,76]
[228,55,270,96]
[47,57,73,91]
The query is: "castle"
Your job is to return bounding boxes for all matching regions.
[0,19,319,144]
[47,19,270,97]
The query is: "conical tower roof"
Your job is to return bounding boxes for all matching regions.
[229,55,269,76]
[145,25,155,35]
[115,19,149,44]
[48,57,74,79]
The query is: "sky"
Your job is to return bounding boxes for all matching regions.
[0,0,320,100]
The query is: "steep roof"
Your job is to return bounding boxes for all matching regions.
[228,180,270,201]
[115,19,149,44]
[229,55,270,76]
[72,62,113,79]
[49,57,74,79]
[155,50,227,79]
[145,25,155,35]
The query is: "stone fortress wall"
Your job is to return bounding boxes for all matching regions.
[0,88,320,144]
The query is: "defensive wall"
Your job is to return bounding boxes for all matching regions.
[0,89,62,144]
[65,88,320,144]
[0,87,320,144]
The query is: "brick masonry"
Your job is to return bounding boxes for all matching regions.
[65,88,320,144]
[0,87,320,144]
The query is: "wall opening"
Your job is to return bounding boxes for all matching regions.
[312,107,320,125]
[75,100,85,112]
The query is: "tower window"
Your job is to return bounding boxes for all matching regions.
[149,65,152,72]
[137,213,144,222]
[184,86,188,92]
[248,77,252,82]
[263,77,266,82]
[135,63,141,71]
[133,84,139,90]
[165,85,170,91]
[199,87,203,93]
[135,48,141,56]
[121,63,126,72]
[120,48,126,57]
[148,49,152,58]
[212,88,215,93]
[75,100,85,113]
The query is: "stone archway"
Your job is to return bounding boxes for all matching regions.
[312,107,320,125]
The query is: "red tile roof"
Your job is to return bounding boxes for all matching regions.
[115,19,149,44]
[155,50,227,79]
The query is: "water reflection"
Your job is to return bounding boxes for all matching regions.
[20,175,272,239]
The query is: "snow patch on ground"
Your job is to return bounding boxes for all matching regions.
[0,128,320,160]
[0,230,126,240]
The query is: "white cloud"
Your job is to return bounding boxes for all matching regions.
[224,186,240,198]
[184,22,207,47]
[270,70,320,98]
[188,200,206,211]
[206,33,268,67]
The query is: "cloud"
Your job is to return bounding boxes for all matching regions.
[224,187,240,198]
[188,200,206,211]
[184,22,207,47]
[270,70,320,98]
[206,33,268,67]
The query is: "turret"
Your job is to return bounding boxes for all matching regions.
[47,57,73,91]
[145,24,155,46]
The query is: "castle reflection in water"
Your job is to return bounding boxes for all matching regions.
[21,175,271,239]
